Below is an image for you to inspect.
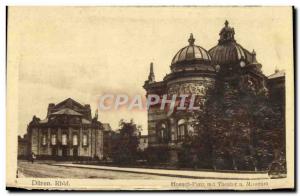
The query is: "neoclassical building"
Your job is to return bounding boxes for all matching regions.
[24,98,105,160]
[144,21,285,169]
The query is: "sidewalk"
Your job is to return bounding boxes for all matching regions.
[54,163,270,179]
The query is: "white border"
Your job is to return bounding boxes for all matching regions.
[1,0,298,195]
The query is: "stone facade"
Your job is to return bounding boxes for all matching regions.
[24,98,105,160]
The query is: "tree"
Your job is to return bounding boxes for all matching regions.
[111,119,140,165]
[190,77,285,173]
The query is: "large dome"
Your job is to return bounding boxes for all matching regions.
[171,34,211,65]
[208,20,253,65]
[209,42,253,65]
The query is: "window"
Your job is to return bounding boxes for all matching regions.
[177,119,186,141]
[158,123,168,143]
[42,134,47,146]
[72,134,78,146]
[62,134,67,146]
[82,134,88,147]
[51,134,57,145]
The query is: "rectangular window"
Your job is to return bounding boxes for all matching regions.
[82,134,88,147]
[62,134,67,146]
[51,134,57,145]
[73,134,78,146]
[42,134,47,146]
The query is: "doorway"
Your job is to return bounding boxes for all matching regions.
[73,147,78,158]
[51,147,57,156]
[62,147,68,157]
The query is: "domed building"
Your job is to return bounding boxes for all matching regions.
[144,21,285,171]
[144,34,217,163]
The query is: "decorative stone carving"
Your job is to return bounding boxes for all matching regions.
[168,81,213,96]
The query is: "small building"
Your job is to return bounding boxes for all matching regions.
[268,69,285,108]
[24,98,106,160]
[18,134,29,159]
[267,69,286,170]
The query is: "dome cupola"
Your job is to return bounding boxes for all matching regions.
[209,20,253,66]
[171,34,212,66]
[165,34,216,82]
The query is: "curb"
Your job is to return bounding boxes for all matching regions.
[53,164,270,180]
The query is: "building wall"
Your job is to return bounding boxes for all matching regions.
[147,107,167,146]
[268,77,285,106]
[147,76,215,148]
[29,126,103,160]
[78,128,90,157]
[18,141,29,158]
[30,128,39,155]
[90,129,104,159]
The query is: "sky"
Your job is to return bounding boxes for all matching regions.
[8,7,293,136]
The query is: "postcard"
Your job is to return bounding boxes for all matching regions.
[6,6,294,190]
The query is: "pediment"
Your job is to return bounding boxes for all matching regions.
[53,98,86,111]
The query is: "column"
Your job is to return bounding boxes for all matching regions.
[68,127,72,156]
[58,127,62,156]
[169,118,178,164]
[37,128,40,155]
[170,118,177,144]
[47,127,51,155]
[79,126,82,156]
[89,128,92,157]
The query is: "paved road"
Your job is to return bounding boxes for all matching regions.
[17,161,177,179]
[55,163,269,180]
[18,161,269,180]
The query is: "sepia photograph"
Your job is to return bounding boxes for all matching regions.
[6,6,294,190]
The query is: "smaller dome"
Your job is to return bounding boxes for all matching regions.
[171,34,211,65]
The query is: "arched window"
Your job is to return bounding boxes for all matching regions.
[177,119,186,141]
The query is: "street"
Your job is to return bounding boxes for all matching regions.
[17,160,270,180]
[17,161,177,179]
